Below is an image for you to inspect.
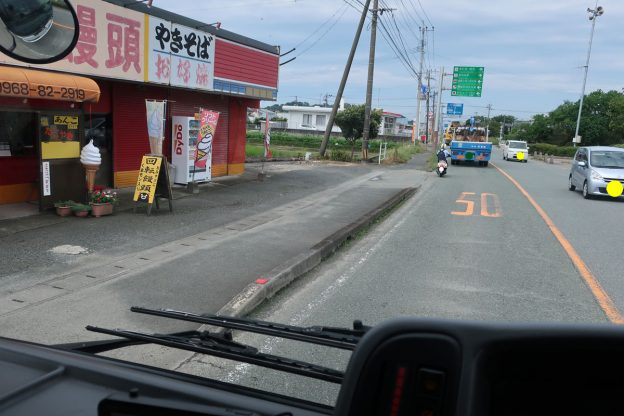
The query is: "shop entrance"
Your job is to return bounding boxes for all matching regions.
[38,112,84,209]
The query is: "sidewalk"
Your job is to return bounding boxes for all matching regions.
[0,158,430,364]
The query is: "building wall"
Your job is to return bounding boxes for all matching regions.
[285,110,341,132]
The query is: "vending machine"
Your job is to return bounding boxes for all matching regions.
[171,116,211,184]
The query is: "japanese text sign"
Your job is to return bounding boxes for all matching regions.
[147,16,215,90]
[0,0,145,82]
[133,155,163,204]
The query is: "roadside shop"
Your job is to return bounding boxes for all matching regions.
[0,0,279,211]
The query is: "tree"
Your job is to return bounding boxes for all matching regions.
[334,104,382,160]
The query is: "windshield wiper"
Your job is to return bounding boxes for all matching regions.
[130,306,368,351]
[55,307,370,383]
[85,325,345,383]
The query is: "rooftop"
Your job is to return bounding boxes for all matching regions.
[104,0,280,55]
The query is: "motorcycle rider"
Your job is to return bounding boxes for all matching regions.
[437,144,450,163]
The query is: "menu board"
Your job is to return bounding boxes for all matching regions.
[40,115,80,142]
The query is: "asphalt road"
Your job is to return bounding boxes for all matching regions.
[180,149,622,406]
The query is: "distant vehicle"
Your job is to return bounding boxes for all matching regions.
[448,126,491,167]
[503,140,529,162]
[569,146,624,199]
[0,0,53,43]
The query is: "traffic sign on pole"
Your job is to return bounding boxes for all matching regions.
[446,103,464,115]
[451,66,484,97]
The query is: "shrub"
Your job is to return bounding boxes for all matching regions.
[528,143,577,157]
[329,149,352,162]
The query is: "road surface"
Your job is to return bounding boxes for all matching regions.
[181,148,624,406]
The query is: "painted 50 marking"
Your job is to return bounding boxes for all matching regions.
[451,192,502,217]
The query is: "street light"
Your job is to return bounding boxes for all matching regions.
[573,5,604,147]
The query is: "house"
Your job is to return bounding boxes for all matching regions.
[380,112,410,136]
[281,99,344,132]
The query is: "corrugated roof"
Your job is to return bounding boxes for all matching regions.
[104,0,280,55]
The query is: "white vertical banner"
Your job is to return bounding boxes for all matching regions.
[42,161,51,196]
[146,100,166,155]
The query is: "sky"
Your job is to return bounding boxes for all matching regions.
[162,0,624,121]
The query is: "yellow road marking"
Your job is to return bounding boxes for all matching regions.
[492,163,624,324]
[53,21,74,30]
[480,193,502,218]
[451,192,475,216]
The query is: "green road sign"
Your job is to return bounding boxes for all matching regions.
[451,66,484,97]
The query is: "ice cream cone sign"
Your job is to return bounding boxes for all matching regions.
[194,111,219,170]
[80,140,101,192]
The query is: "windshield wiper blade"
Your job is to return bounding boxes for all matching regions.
[130,307,368,351]
[54,330,198,354]
[86,326,344,384]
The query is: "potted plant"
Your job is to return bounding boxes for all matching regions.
[54,200,75,217]
[71,203,91,217]
[89,188,118,217]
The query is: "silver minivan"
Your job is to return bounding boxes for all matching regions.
[569,146,624,198]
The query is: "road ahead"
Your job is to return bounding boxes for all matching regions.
[181,149,624,405]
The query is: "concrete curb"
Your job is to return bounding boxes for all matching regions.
[207,186,418,323]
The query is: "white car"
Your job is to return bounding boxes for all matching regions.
[503,140,529,163]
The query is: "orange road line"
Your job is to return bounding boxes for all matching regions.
[492,163,624,324]
[53,22,74,30]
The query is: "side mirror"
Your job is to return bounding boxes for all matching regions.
[578,161,586,167]
[0,0,79,64]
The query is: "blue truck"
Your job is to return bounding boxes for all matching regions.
[450,140,493,166]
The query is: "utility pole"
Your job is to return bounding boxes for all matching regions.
[319,0,372,157]
[573,4,604,147]
[434,66,444,148]
[414,26,426,144]
[425,69,431,145]
[485,104,492,142]
[362,0,379,161]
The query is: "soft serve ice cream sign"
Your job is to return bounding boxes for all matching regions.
[80,140,102,192]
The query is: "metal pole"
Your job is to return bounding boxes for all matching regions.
[415,27,425,144]
[320,0,372,156]
[434,66,444,148]
[425,70,431,145]
[574,5,602,147]
[485,104,492,142]
[362,0,379,161]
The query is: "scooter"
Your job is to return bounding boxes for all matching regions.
[436,160,448,177]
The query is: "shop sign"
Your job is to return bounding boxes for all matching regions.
[40,116,79,142]
[133,155,163,204]
[147,16,215,90]
[42,162,51,197]
[0,0,145,82]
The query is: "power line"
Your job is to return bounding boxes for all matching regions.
[293,3,349,49]
[294,5,350,58]
[416,0,433,26]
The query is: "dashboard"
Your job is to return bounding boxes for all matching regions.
[2,318,624,415]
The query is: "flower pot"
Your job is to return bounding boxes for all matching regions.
[90,202,113,217]
[73,210,89,217]
[56,206,72,217]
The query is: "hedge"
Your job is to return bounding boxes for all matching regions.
[528,143,577,157]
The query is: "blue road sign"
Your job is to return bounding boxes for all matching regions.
[446,103,464,115]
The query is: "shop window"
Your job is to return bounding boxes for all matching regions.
[0,111,37,157]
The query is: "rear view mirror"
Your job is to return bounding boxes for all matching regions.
[578,161,586,167]
[0,0,79,64]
